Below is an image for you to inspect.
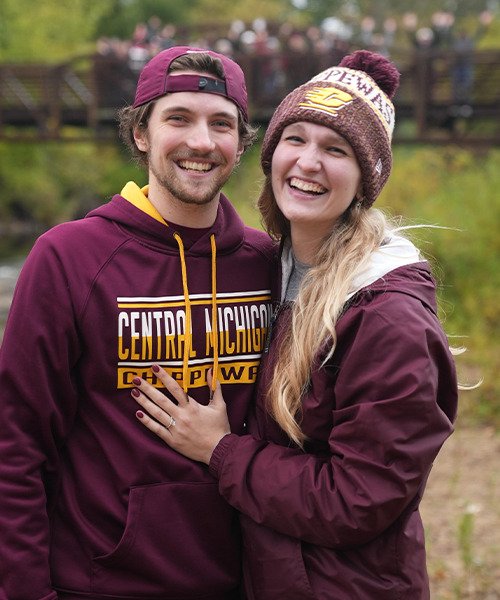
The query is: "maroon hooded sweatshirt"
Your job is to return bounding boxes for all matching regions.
[209,242,458,599]
[0,183,274,600]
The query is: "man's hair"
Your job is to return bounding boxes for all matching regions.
[118,52,257,167]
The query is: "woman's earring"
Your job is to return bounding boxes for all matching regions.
[354,194,364,209]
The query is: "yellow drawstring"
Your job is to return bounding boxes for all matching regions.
[210,234,218,394]
[173,232,218,396]
[127,187,219,396]
[174,233,192,394]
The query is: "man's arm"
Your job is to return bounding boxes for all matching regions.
[0,236,81,599]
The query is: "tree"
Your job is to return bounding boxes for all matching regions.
[0,0,111,62]
[94,0,191,40]
[186,0,288,28]
[284,0,495,28]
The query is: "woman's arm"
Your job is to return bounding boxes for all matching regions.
[211,303,456,548]
[133,296,457,549]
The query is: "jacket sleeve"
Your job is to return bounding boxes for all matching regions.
[0,236,82,599]
[209,294,457,548]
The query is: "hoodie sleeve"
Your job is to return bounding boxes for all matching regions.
[0,235,82,599]
[209,291,458,548]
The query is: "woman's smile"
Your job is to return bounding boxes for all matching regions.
[272,121,362,244]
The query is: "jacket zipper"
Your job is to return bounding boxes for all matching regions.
[264,301,290,354]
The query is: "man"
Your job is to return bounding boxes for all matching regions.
[0,46,274,600]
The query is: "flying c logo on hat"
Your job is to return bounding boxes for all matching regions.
[299,87,353,117]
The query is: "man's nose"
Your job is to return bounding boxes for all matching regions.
[186,123,216,153]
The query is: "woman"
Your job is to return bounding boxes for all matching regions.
[131,51,458,599]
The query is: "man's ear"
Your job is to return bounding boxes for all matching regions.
[235,142,244,164]
[133,125,149,152]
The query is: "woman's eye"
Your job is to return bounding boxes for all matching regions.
[285,135,303,143]
[328,146,347,155]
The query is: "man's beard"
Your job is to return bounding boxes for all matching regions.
[149,152,235,206]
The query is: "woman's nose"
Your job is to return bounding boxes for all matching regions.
[296,145,321,172]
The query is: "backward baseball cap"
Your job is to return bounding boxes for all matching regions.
[133,45,249,122]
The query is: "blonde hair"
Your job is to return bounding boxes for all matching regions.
[258,174,473,447]
[259,176,390,446]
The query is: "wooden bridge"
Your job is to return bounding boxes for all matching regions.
[1,48,499,145]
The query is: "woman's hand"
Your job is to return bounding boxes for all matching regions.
[131,366,231,464]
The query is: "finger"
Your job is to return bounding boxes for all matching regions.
[132,388,176,429]
[132,377,178,416]
[135,409,173,442]
[207,369,225,405]
[131,377,177,415]
[151,364,191,406]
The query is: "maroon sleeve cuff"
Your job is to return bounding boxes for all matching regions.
[208,433,239,478]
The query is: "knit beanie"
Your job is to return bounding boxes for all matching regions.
[261,50,400,206]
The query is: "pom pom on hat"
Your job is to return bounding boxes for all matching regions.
[338,50,400,99]
[261,51,400,206]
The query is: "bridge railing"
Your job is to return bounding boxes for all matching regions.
[0,56,97,138]
[1,49,499,144]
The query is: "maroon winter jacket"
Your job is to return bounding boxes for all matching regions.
[209,259,458,599]
[0,184,274,600]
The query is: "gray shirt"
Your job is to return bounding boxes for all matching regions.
[284,254,311,302]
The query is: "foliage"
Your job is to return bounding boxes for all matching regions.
[194,0,500,27]
[94,0,192,40]
[377,147,499,425]
[381,149,498,321]
[1,0,498,65]
[288,0,497,28]
[0,0,111,62]
[478,19,500,49]
[223,142,266,226]
[186,0,288,26]
[0,141,143,228]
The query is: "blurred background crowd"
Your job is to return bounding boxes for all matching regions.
[96,10,494,68]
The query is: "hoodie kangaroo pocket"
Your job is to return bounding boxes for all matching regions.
[91,481,241,597]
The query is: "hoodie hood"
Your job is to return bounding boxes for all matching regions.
[280,232,435,313]
[348,233,439,314]
[86,181,246,255]
[347,233,422,298]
